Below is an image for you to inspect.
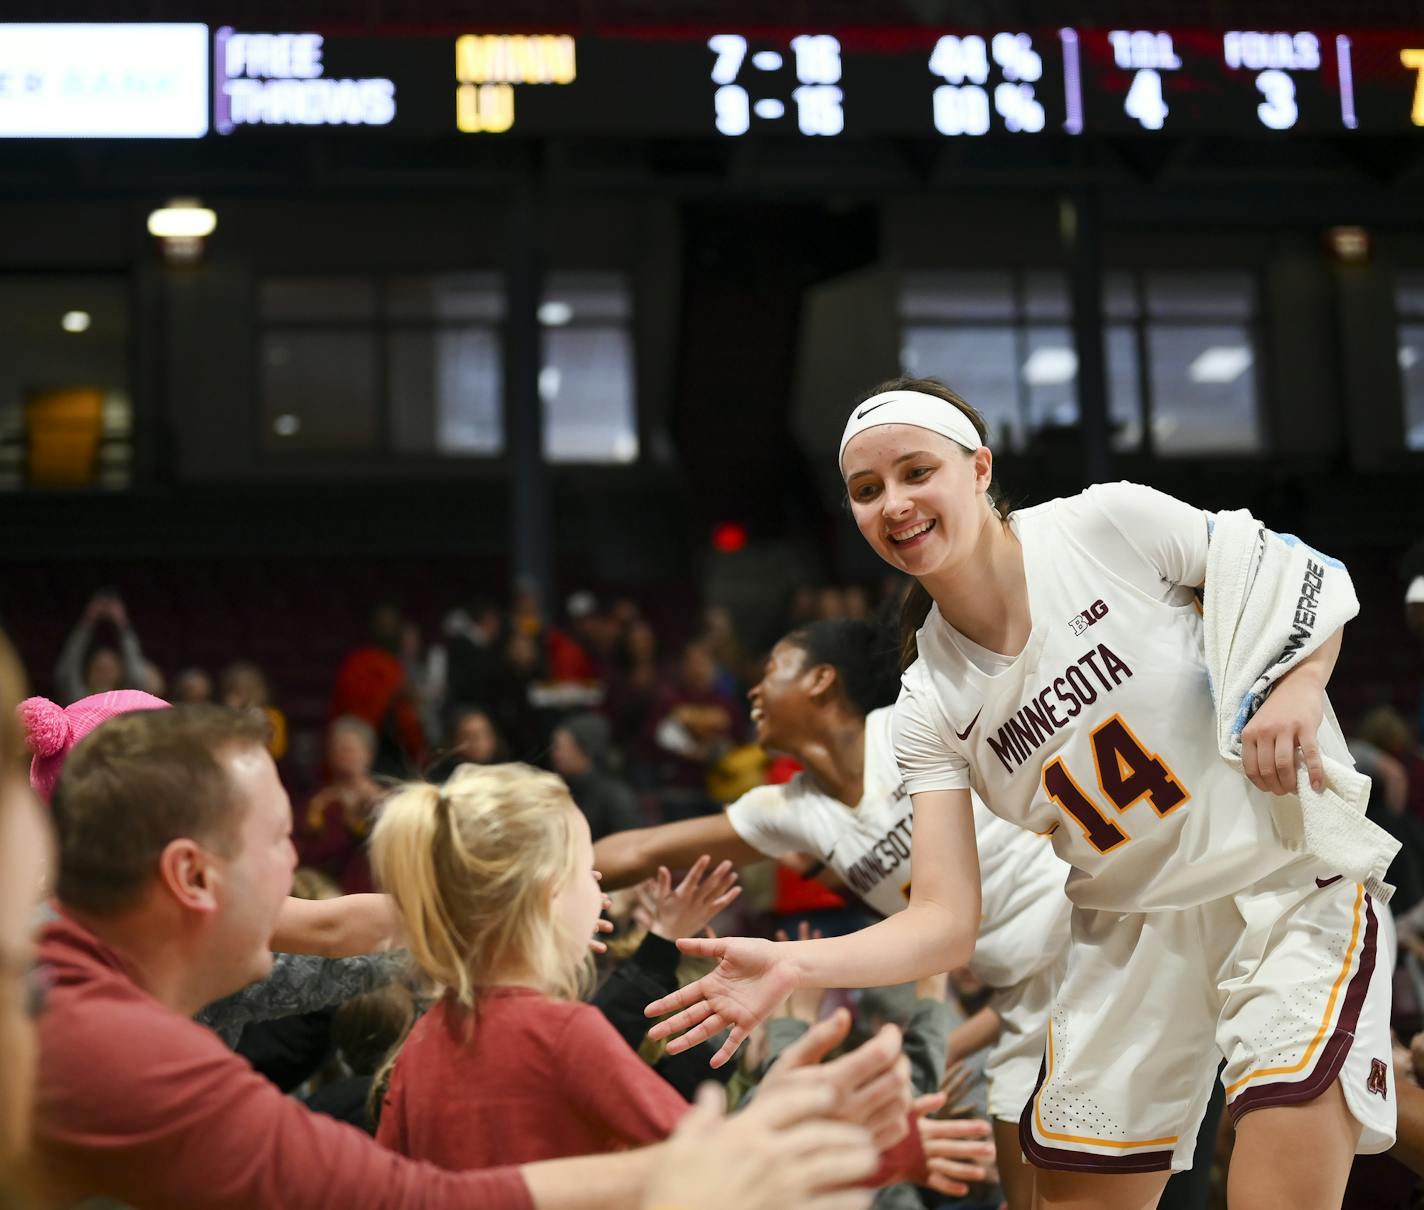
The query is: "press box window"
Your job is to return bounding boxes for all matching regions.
[896,271,1128,453]
[1398,272,1424,452]
[1105,271,1263,457]
[540,273,638,464]
[258,274,504,457]
[0,276,133,490]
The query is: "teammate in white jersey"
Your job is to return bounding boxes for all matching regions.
[647,378,1393,1210]
[595,618,1071,1208]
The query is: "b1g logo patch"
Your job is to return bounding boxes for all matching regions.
[1068,599,1109,636]
[1368,1058,1389,1099]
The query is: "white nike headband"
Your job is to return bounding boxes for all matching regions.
[838,390,983,473]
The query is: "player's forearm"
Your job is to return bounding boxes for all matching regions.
[946,1005,1001,1064]
[784,897,977,992]
[593,828,660,889]
[1280,626,1342,693]
[522,1144,660,1209]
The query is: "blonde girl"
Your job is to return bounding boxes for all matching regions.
[371,763,688,1169]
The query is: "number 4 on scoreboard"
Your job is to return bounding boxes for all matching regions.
[1124,69,1168,129]
[1041,713,1190,853]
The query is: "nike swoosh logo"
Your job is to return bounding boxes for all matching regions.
[856,398,894,420]
[955,708,983,742]
[1315,875,1342,889]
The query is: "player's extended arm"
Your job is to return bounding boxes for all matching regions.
[945,1004,1001,1066]
[648,788,981,1067]
[593,813,763,890]
[269,893,399,957]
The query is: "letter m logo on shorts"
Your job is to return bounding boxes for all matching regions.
[1368,1058,1389,1099]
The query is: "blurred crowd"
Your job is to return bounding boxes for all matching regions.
[1,549,1422,1210]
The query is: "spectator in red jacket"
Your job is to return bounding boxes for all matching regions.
[329,604,427,778]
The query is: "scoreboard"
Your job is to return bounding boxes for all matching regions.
[2,23,1423,139]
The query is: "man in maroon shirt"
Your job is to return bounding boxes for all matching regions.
[25,704,909,1210]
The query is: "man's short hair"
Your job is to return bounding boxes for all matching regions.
[53,705,271,916]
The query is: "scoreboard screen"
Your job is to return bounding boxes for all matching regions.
[2,23,1423,139]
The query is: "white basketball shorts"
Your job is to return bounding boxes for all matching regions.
[1018,859,1395,1173]
[986,956,1064,1123]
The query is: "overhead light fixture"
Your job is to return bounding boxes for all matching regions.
[148,198,217,264]
[1022,346,1077,386]
[61,310,91,333]
[1400,346,1419,371]
[537,300,573,326]
[273,414,301,437]
[538,365,562,402]
[1188,346,1253,384]
[1326,225,1370,265]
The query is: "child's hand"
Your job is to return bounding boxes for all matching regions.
[636,855,741,942]
[908,1094,994,1197]
[773,922,827,1023]
[590,871,614,954]
[936,1060,979,1119]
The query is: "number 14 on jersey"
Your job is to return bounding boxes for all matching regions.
[1042,714,1190,853]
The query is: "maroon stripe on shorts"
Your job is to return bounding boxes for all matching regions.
[1018,1058,1176,1174]
[1228,891,1377,1123]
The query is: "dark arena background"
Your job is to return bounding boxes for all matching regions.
[4,0,1422,771]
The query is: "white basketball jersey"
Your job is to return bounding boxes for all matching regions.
[904,495,1297,912]
[726,707,1070,988]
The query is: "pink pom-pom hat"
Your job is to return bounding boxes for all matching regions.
[18,690,170,804]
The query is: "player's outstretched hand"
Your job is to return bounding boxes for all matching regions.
[909,1092,995,1197]
[641,1082,876,1210]
[1241,674,1325,796]
[761,1007,911,1152]
[645,935,797,1067]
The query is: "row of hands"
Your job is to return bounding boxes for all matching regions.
[646,1005,996,1207]
[596,862,996,1200]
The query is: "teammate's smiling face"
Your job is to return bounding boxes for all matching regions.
[842,423,992,576]
[747,639,817,752]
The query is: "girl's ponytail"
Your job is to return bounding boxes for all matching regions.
[370,763,585,1011]
[371,782,480,1004]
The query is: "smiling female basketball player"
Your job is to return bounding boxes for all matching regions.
[646,378,1395,1210]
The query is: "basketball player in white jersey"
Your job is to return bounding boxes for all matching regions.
[646,379,1394,1210]
[595,616,1070,1209]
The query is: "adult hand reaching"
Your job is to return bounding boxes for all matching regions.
[760,1008,911,1152]
[642,1082,876,1210]
[645,935,798,1067]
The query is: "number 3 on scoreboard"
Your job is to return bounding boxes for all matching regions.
[1041,714,1190,853]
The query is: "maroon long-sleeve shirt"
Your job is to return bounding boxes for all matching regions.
[377,988,688,1169]
[31,913,534,1210]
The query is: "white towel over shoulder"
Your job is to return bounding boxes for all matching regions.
[1203,509,1398,902]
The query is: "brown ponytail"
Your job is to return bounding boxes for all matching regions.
[851,377,1007,670]
[897,582,935,671]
